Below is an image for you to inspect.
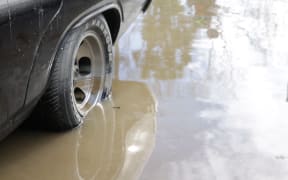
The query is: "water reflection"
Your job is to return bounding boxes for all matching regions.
[0,81,156,180]
[116,0,288,179]
[1,0,288,179]
[117,0,217,81]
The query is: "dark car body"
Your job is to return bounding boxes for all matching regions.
[0,0,151,140]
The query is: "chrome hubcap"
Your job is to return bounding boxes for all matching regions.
[72,32,105,116]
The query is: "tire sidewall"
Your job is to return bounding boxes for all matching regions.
[54,15,113,127]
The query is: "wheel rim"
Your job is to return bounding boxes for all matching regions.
[72,31,105,117]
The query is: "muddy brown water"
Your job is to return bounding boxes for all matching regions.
[2,0,288,179]
[0,81,156,180]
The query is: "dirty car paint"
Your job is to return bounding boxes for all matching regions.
[1,0,288,179]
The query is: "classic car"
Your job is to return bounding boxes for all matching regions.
[0,0,152,140]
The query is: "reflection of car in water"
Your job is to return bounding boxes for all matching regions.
[0,81,157,179]
[0,0,152,140]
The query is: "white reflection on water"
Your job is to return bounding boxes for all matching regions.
[116,0,288,179]
[0,81,157,180]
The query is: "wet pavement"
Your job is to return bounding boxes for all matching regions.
[0,81,156,180]
[1,0,288,179]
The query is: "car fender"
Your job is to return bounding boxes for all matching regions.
[25,0,123,106]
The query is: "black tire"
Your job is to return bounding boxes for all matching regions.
[38,15,113,131]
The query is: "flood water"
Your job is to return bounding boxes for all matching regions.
[0,81,156,180]
[1,0,288,179]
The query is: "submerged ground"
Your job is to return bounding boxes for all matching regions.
[1,0,288,179]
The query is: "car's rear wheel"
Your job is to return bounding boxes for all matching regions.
[39,15,113,130]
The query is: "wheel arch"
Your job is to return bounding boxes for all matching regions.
[25,1,123,106]
[103,8,122,44]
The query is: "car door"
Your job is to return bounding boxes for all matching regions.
[0,0,61,125]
